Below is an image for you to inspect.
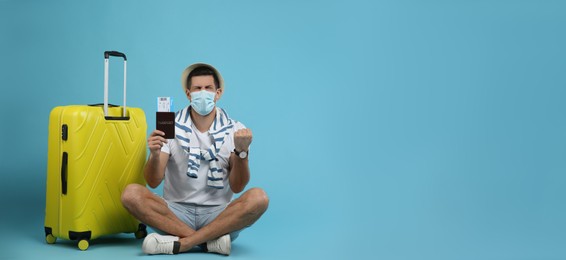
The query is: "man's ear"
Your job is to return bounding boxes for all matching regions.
[215,87,223,101]
[185,89,192,101]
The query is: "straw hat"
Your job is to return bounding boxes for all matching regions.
[180,63,224,91]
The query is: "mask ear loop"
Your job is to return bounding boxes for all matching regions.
[186,89,192,102]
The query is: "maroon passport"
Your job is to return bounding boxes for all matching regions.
[156,112,175,139]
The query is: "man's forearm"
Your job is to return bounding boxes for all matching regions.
[229,154,250,193]
[144,153,164,188]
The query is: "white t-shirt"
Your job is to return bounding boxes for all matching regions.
[161,121,246,206]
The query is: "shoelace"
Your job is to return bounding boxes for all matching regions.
[156,240,174,254]
[208,237,227,253]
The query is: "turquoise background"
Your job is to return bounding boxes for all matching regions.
[1,0,566,259]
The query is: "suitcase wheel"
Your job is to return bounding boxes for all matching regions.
[78,239,89,251]
[45,234,57,244]
[135,223,148,239]
[135,229,147,239]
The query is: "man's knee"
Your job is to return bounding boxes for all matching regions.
[243,188,269,216]
[121,183,146,209]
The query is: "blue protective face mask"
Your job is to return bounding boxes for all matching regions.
[190,90,216,116]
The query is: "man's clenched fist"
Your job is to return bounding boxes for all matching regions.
[234,128,252,152]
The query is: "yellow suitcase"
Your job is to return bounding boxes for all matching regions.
[44,51,147,250]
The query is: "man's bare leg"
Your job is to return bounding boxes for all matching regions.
[177,187,269,252]
[121,183,195,238]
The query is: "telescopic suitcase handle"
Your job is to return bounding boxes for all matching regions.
[104,51,127,60]
[103,51,127,119]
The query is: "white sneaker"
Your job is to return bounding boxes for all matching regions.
[142,233,180,255]
[206,234,231,255]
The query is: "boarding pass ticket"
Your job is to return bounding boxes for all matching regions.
[157,97,173,112]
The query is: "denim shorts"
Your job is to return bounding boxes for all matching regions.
[152,199,243,241]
